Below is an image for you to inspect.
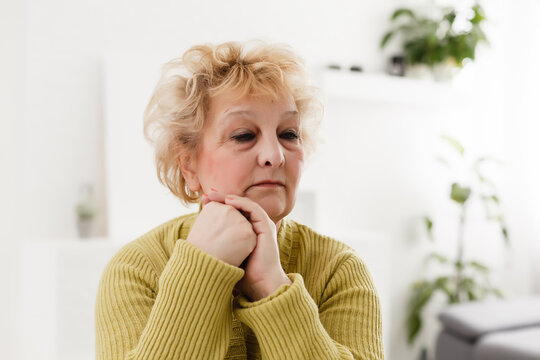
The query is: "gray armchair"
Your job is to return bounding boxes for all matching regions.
[435,296,540,360]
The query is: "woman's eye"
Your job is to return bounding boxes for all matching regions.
[231,133,255,143]
[280,130,299,141]
[231,130,298,143]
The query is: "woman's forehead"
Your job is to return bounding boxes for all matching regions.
[207,91,298,122]
[210,91,296,109]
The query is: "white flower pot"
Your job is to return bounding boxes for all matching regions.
[77,218,93,238]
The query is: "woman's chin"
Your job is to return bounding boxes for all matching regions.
[245,188,296,223]
[251,198,291,224]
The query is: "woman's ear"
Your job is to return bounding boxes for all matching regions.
[179,153,201,192]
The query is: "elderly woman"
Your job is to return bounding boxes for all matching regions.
[95,40,384,360]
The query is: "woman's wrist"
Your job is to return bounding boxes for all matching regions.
[246,273,291,302]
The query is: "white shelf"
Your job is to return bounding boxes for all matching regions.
[21,237,122,247]
[316,70,471,108]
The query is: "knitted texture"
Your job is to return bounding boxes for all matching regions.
[95,212,385,359]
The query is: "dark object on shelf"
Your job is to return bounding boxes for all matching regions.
[387,55,406,76]
[349,65,363,72]
[327,64,341,70]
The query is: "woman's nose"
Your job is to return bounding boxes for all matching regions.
[257,135,285,168]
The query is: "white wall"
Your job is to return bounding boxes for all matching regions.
[22,0,107,239]
[499,0,540,293]
[0,1,26,359]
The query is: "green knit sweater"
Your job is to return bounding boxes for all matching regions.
[95,212,384,359]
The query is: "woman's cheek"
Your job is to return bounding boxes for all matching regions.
[292,147,305,166]
[218,155,251,194]
[294,150,305,182]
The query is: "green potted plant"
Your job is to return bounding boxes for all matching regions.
[75,183,98,238]
[380,3,488,81]
[406,135,510,357]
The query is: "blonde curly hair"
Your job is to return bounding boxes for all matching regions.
[143,40,323,206]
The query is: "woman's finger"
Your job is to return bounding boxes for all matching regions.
[224,195,273,236]
[207,189,227,203]
[201,189,226,207]
[203,190,253,221]
[201,194,210,205]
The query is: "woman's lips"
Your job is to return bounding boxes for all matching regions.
[253,183,283,188]
[251,181,285,188]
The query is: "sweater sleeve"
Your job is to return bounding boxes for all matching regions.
[95,239,245,360]
[232,253,384,360]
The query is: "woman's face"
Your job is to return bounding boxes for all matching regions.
[185,90,304,224]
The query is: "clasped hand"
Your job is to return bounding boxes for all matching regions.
[185,189,291,302]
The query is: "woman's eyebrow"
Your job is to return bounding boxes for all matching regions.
[282,110,299,118]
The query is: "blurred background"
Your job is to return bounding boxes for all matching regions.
[1,0,539,359]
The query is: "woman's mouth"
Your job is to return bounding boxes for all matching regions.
[251,180,285,188]
[254,183,283,188]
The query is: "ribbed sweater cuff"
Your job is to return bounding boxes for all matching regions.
[159,239,245,293]
[233,273,341,359]
[134,240,245,358]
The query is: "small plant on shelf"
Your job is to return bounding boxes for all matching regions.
[75,183,98,238]
[380,3,488,79]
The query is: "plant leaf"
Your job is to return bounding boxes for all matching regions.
[407,314,422,345]
[450,183,471,204]
[426,252,449,264]
[381,31,395,48]
[407,281,435,344]
[502,225,510,245]
[435,156,452,169]
[475,156,504,166]
[424,216,434,241]
[490,288,505,298]
[443,11,457,25]
[462,278,479,301]
[441,135,465,156]
[391,8,416,21]
[434,276,455,300]
[476,171,497,190]
[471,4,486,25]
[467,261,489,274]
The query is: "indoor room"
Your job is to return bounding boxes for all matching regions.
[1,0,539,359]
